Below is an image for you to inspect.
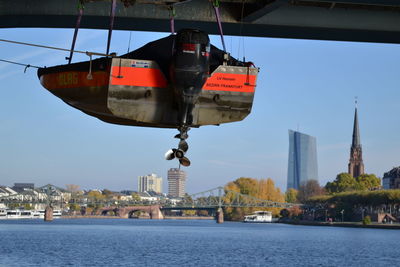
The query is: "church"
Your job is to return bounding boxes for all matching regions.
[348,102,365,178]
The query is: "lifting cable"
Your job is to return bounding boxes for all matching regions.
[169,5,176,34]
[106,0,117,56]
[212,0,226,53]
[67,0,85,64]
[238,0,246,61]
[0,58,42,73]
[127,31,132,53]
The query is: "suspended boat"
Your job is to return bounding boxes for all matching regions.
[38,29,259,166]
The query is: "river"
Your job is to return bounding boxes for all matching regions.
[0,219,399,266]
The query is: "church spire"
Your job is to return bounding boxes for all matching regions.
[352,100,361,148]
[348,98,364,178]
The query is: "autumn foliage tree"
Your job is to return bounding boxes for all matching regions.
[223,177,285,221]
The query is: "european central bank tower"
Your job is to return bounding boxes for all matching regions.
[287,130,318,190]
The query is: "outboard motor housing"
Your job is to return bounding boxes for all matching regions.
[170,29,210,126]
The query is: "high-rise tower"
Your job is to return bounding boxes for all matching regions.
[138,174,163,193]
[287,130,318,190]
[348,102,364,178]
[167,168,187,197]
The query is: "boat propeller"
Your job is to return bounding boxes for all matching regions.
[165,127,191,166]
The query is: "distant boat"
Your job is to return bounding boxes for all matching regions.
[0,209,62,219]
[244,211,272,223]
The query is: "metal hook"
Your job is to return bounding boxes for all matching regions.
[24,64,30,73]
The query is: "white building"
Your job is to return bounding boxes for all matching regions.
[138,173,163,193]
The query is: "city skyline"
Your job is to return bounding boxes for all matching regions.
[0,28,399,193]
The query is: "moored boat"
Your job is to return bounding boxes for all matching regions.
[244,211,272,223]
[0,209,62,219]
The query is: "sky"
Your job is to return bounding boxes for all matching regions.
[0,27,399,194]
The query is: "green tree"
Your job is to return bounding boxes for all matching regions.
[325,173,357,193]
[362,215,372,225]
[326,173,381,193]
[355,174,381,190]
[285,188,298,203]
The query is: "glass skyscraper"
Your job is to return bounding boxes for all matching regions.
[287,130,318,190]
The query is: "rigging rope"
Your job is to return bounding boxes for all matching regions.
[0,58,42,72]
[212,0,226,52]
[68,0,85,64]
[127,31,132,53]
[169,5,176,34]
[106,0,117,56]
[0,38,114,57]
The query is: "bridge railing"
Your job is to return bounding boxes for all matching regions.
[1,186,300,209]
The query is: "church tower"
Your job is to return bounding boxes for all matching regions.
[348,101,364,178]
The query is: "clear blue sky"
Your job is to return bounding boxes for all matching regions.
[0,27,399,193]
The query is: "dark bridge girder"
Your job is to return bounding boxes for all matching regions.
[1,0,400,43]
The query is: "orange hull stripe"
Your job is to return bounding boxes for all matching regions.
[41,71,109,90]
[202,73,256,93]
[110,66,167,88]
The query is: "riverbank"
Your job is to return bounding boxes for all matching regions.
[281,220,400,229]
[62,215,214,220]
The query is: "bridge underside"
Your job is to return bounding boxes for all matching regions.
[1,0,400,43]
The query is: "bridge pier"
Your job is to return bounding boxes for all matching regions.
[216,208,224,224]
[44,206,53,221]
[150,207,164,220]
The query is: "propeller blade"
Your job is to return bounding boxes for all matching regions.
[174,132,189,140]
[178,140,189,152]
[164,149,175,160]
[179,157,191,167]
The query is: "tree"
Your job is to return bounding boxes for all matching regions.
[325,173,381,193]
[87,191,104,200]
[297,180,325,203]
[182,210,196,216]
[325,173,357,193]
[285,188,298,203]
[223,177,285,220]
[102,189,114,199]
[355,174,381,191]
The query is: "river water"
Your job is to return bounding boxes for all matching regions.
[0,219,399,266]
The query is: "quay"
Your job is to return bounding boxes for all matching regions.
[281,220,400,230]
